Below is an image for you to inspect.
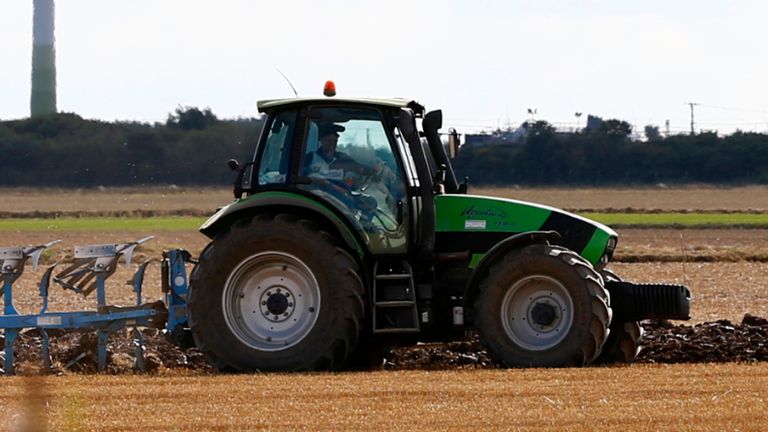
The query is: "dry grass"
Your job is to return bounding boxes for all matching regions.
[0,364,766,431]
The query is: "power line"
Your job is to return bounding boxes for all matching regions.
[697,103,768,115]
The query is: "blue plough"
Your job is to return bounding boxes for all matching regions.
[0,238,192,374]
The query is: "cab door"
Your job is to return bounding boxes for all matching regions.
[297,106,410,255]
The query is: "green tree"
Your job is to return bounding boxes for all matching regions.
[167,106,219,131]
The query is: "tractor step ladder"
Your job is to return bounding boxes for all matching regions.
[0,237,167,375]
[372,260,419,333]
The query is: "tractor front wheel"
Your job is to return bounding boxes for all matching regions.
[475,244,612,367]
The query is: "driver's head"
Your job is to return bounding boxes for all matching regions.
[317,123,344,159]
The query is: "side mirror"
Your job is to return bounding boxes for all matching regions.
[227,159,254,199]
[458,176,470,194]
[448,128,460,159]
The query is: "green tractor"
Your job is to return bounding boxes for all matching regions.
[187,85,690,371]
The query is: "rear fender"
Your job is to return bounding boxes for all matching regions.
[462,231,561,322]
[200,191,366,257]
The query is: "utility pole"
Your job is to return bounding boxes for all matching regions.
[687,102,699,135]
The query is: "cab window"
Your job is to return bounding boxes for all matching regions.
[255,111,296,186]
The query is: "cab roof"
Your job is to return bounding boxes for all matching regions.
[257,97,424,115]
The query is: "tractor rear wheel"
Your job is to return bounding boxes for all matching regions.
[188,214,364,371]
[475,244,611,367]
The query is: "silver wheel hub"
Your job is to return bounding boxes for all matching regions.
[222,252,320,351]
[260,288,295,322]
[500,275,574,351]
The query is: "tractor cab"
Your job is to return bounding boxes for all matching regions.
[212,91,444,258]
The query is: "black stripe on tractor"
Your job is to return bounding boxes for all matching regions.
[435,213,597,256]
[435,231,520,255]
[539,212,597,253]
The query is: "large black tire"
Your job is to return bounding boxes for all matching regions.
[475,244,612,367]
[187,214,364,372]
[594,269,643,364]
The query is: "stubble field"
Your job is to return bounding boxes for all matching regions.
[1,186,768,431]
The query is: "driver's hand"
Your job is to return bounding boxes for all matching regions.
[344,171,362,188]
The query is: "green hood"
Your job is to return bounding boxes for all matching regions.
[434,194,617,267]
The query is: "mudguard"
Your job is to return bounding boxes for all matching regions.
[200,191,366,257]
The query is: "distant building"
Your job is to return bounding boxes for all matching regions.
[465,122,532,146]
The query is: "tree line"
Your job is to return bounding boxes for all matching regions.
[0,107,262,187]
[453,120,768,185]
[2,111,767,187]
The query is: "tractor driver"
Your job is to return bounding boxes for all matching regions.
[304,122,403,226]
[305,123,368,185]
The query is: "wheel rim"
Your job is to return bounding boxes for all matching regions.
[500,275,574,351]
[222,252,320,351]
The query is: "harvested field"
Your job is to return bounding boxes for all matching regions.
[4,185,768,214]
[610,262,768,323]
[4,259,766,325]
[615,228,768,262]
[0,186,232,214]
[2,187,768,430]
[1,364,767,431]
[475,185,768,212]
[3,228,767,323]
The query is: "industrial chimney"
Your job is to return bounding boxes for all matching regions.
[31,0,57,116]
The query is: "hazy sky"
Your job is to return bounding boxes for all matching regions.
[2,0,767,134]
